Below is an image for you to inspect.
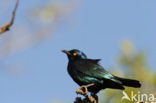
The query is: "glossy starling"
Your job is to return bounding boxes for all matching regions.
[62,49,141,95]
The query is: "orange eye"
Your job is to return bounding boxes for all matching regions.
[73,53,77,56]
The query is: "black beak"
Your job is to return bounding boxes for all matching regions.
[62,50,71,55]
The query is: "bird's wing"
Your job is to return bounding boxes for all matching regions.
[75,60,121,84]
[74,60,112,79]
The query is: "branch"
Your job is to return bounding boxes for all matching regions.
[74,97,97,103]
[74,84,98,103]
[0,0,19,34]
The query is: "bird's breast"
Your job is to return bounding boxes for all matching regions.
[67,62,76,77]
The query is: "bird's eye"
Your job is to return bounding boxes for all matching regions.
[73,53,77,56]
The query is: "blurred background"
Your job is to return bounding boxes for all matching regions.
[0,0,156,103]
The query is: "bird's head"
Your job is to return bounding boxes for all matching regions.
[62,49,87,61]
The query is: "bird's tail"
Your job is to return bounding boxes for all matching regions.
[114,76,141,88]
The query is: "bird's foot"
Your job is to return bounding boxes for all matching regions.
[76,83,94,97]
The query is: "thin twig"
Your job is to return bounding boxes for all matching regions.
[76,83,94,96]
[0,0,19,34]
[75,84,97,103]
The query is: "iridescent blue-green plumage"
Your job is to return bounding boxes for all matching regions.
[62,49,141,94]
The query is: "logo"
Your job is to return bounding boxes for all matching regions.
[122,91,156,102]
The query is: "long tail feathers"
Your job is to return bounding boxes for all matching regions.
[114,76,141,88]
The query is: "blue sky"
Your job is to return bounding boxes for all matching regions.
[0,0,156,103]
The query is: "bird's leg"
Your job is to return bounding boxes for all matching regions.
[76,83,94,97]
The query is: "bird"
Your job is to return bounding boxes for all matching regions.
[62,49,141,97]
